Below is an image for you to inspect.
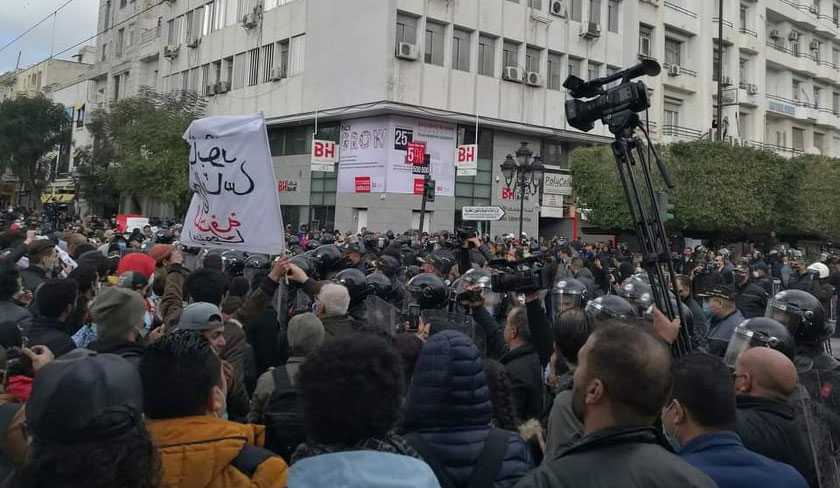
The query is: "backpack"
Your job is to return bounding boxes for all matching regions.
[263,365,306,461]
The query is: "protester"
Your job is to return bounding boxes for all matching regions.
[290,334,439,487]
[87,287,147,366]
[20,239,55,293]
[140,330,288,487]
[0,263,31,336]
[25,279,78,357]
[500,306,544,421]
[662,352,808,488]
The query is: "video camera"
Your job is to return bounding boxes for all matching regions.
[487,256,556,293]
[564,59,661,133]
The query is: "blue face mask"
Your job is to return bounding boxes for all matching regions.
[701,300,713,320]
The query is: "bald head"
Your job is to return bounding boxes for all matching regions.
[735,347,798,401]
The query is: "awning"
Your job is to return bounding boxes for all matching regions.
[41,193,75,204]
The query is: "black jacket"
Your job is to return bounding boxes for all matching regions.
[87,339,144,367]
[23,316,75,357]
[736,395,818,487]
[19,266,47,294]
[735,281,769,319]
[471,306,506,360]
[320,314,362,343]
[500,344,544,421]
[515,426,717,488]
[524,300,553,368]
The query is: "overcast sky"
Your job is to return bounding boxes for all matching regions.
[0,0,99,73]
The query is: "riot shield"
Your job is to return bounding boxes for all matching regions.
[796,364,840,488]
[421,309,477,341]
[364,295,401,337]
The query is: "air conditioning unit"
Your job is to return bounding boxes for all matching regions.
[186,36,200,49]
[580,22,601,39]
[241,12,258,29]
[268,67,286,81]
[526,72,543,86]
[215,81,230,93]
[721,76,732,86]
[769,29,781,39]
[789,31,800,41]
[667,64,681,76]
[206,84,216,96]
[163,45,179,58]
[810,39,820,50]
[549,0,567,17]
[503,66,524,82]
[396,42,418,61]
[747,84,759,95]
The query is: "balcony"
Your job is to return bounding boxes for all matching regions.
[814,57,839,83]
[766,0,809,25]
[815,13,839,35]
[662,63,699,93]
[661,125,703,142]
[663,0,699,33]
[765,40,817,76]
[712,17,736,44]
[814,106,838,128]
[739,26,760,53]
[750,140,804,158]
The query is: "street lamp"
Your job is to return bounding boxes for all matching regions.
[500,142,544,238]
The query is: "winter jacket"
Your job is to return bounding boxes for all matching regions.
[543,388,582,460]
[0,301,31,336]
[87,339,144,367]
[290,451,440,488]
[320,314,362,343]
[524,300,553,368]
[706,309,744,357]
[23,316,75,357]
[499,344,544,421]
[736,395,818,487]
[19,266,46,294]
[402,330,533,488]
[679,431,807,488]
[734,281,769,319]
[147,415,288,488]
[516,426,716,488]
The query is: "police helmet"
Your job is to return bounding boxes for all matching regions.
[375,255,401,278]
[618,274,654,317]
[724,317,796,367]
[333,268,369,305]
[305,240,321,252]
[584,295,637,323]
[221,250,245,276]
[407,273,449,309]
[313,244,342,273]
[765,289,831,344]
[551,277,588,314]
[807,262,830,280]
[366,271,394,299]
[289,254,316,279]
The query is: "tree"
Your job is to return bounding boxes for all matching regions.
[0,95,70,203]
[79,87,206,215]
[786,155,840,239]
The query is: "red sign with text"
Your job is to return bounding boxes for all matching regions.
[413,178,425,195]
[355,176,371,193]
[406,142,426,165]
[502,186,516,200]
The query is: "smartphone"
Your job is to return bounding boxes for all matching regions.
[407,304,421,332]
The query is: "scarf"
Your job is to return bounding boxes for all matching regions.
[290,432,421,465]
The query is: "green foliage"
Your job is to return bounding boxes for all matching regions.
[0,95,69,193]
[80,87,206,215]
[570,140,837,239]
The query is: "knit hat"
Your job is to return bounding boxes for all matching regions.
[116,253,156,279]
[26,350,143,444]
[176,302,223,331]
[148,244,174,265]
[90,287,146,341]
[287,312,325,356]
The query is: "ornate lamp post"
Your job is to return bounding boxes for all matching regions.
[500,142,544,238]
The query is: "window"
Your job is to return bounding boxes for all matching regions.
[834,3,840,25]
[570,0,582,21]
[503,40,519,68]
[189,67,200,92]
[793,79,801,101]
[424,21,445,66]
[248,48,260,86]
[478,35,495,76]
[278,39,290,76]
[113,73,122,100]
[104,0,111,29]
[815,86,822,108]
[213,61,222,84]
[587,62,600,81]
[739,58,748,83]
[568,57,581,77]
[120,0,126,8]
[76,104,85,128]
[181,70,188,91]
[607,0,619,33]
[815,132,825,153]
[116,28,125,57]
[289,34,305,75]
[791,32,800,57]
[664,38,681,65]
[202,64,210,93]
[775,130,786,147]
[101,42,108,61]
[664,99,681,129]
[542,141,568,170]
[639,25,652,57]
[261,43,275,82]
[792,127,805,151]
[605,65,620,87]
[833,91,840,114]
[833,47,840,66]
[268,125,313,156]
[233,52,247,89]
[452,28,471,71]
[526,46,541,73]
[589,0,601,24]
[167,19,175,44]
[223,56,234,83]
[547,52,563,90]
[529,0,542,8]
[737,112,748,138]
[740,5,747,31]
[127,23,135,48]
[396,13,418,51]
[812,40,822,63]
[185,10,194,40]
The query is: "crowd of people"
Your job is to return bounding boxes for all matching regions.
[0,210,837,488]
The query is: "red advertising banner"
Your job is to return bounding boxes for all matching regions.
[413,178,425,195]
[355,176,371,193]
[406,142,426,165]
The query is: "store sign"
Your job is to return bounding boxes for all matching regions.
[413,178,425,195]
[543,173,572,195]
[277,179,298,192]
[456,144,478,176]
[542,193,563,208]
[355,176,371,193]
[541,206,565,218]
[311,138,338,172]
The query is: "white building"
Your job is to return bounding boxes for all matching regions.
[88,0,840,235]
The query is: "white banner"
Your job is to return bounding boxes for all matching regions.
[456,144,478,177]
[338,116,456,196]
[543,173,572,195]
[181,115,286,255]
[311,138,338,172]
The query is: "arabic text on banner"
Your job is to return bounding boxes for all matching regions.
[181,115,286,255]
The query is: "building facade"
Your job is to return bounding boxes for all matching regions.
[88,0,840,235]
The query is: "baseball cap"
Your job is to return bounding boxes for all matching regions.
[26,350,143,444]
[176,302,223,331]
[117,253,156,279]
[699,284,736,301]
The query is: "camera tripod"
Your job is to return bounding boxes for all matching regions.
[608,110,693,357]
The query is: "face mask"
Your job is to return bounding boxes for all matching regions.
[702,300,714,320]
[662,423,681,451]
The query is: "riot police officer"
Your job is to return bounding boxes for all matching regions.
[333,268,369,321]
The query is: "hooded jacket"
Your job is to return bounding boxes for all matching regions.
[24,316,76,358]
[401,330,533,488]
[147,415,287,488]
[290,451,439,488]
